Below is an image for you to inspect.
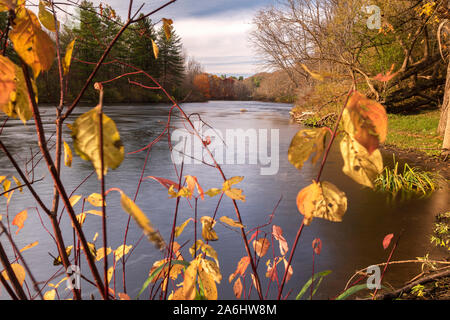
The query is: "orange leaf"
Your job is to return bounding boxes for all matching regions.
[229,256,250,283]
[185,175,204,200]
[118,292,131,300]
[233,278,243,299]
[12,210,27,234]
[343,92,387,154]
[252,238,270,257]
[272,225,288,255]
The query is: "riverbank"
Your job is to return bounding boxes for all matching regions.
[290,108,449,179]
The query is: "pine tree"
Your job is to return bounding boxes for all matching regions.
[156,24,185,96]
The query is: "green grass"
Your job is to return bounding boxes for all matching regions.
[375,157,440,200]
[386,110,443,156]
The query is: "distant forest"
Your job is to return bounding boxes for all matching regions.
[0,0,292,104]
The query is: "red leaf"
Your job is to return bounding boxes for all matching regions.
[144,176,180,190]
[312,238,322,255]
[383,233,394,250]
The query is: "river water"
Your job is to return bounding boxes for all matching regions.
[0,100,448,300]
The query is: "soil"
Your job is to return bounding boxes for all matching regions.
[381,144,450,180]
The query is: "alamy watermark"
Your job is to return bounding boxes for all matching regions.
[366,265,381,290]
[363,4,381,30]
[171,121,280,175]
[66,265,81,290]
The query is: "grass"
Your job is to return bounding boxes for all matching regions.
[374,157,440,200]
[386,110,443,157]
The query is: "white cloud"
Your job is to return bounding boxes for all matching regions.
[174,10,259,74]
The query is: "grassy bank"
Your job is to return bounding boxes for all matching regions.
[385,110,443,157]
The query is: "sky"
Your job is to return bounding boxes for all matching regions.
[81,0,276,77]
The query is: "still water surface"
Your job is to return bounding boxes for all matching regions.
[0,101,448,299]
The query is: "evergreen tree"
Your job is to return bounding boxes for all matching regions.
[156,24,185,96]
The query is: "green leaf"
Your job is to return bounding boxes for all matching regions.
[335,284,369,300]
[288,128,328,171]
[296,270,331,300]
[136,260,189,299]
[70,105,124,178]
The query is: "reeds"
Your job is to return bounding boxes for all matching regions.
[375,157,440,199]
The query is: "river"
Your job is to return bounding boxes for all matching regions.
[0,100,448,300]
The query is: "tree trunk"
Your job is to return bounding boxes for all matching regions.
[439,61,450,156]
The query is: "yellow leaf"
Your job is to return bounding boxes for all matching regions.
[340,134,383,189]
[0,0,16,11]
[2,179,11,198]
[200,216,218,241]
[73,213,86,227]
[151,39,158,59]
[2,263,26,286]
[162,18,173,40]
[200,243,220,267]
[205,188,221,197]
[20,241,38,252]
[83,210,103,217]
[63,140,72,167]
[70,105,124,178]
[86,193,105,207]
[198,262,217,300]
[69,195,82,207]
[63,39,75,75]
[224,188,246,202]
[96,247,112,261]
[10,7,55,78]
[296,181,347,226]
[38,1,59,32]
[200,258,221,283]
[120,191,165,249]
[219,216,244,228]
[174,218,192,238]
[114,244,132,262]
[182,258,199,300]
[12,176,22,193]
[53,245,72,266]
[12,209,27,234]
[222,176,244,190]
[82,242,97,258]
[43,289,56,300]
[107,266,114,284]
[49,277,67,289]
[300,64,323,81]
[93,232,99,242]
[288,128,328,170]
[0,63,37,123]
[0,55,16,107]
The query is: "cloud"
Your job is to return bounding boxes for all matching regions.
[174,10,260,74]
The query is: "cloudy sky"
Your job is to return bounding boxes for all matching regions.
[84,0,276,77]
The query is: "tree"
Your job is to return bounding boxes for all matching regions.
[250,0,447,112]
[156,23,185,96]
